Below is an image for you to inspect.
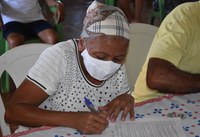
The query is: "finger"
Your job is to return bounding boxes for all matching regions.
[98,104,114,118]
[92,127,104,135]
[121,107,130,121]
[83,125,103,135]
[106,106,115,120]
[98,111,108,119]
[98,105,109,111]
[129,107,135,121]
[111,105,121,122]
[95,115,109,126]
[82,114,107,135]
[93,120,108,132]
[90,116,108,134]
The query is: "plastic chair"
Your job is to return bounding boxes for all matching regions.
[0,5,63,93]
[0,43,51,136]
[0,43,51,88]
[151,0,165,25]
[125,23,158,90]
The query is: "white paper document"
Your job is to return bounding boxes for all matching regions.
[90,117,186,137]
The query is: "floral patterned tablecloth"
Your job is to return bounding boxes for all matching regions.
[134,93,200,137]
[6,93,200,137]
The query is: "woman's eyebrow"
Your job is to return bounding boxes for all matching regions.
[94,51,108,56]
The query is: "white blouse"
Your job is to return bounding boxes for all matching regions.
[27,39,131,112]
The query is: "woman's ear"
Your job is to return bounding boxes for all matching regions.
[78,37,86,52]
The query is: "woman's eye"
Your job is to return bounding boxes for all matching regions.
[97,56,106,60]
[113,58,124,63]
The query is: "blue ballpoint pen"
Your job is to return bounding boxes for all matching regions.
[84,97,98,113]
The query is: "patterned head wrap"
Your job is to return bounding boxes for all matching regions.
[81,1,130,40]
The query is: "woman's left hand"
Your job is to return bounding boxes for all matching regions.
[98,93,134,123]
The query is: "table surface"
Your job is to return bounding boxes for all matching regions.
[5,93,200,137]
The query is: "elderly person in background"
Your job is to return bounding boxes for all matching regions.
[5,1,134,135]
[0,0,64,49]
[133,1,200,103]
[118,0,144,23]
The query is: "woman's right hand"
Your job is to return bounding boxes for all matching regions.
[74,112,109,135]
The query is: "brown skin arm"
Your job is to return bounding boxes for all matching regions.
[54,1,65,23]
[147,57,200,93]
[117,0,132,23]
[5,79,108,134]
[44,0,65,23]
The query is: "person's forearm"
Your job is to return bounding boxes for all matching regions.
[5,104,77,129]
[146,57,200,93]
[44,0,57,6]
[43,0,64,23]
[117,0,132,22]
[5,103,109,134]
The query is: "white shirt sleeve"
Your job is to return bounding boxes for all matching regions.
[27,45,65,95]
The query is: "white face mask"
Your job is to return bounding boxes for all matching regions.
[81,49,121,81]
